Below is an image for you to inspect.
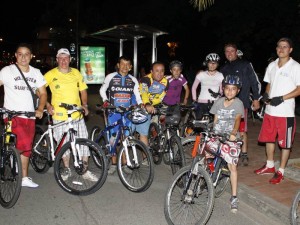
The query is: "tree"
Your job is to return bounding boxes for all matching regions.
[190,0,215,11]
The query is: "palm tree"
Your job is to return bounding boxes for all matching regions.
[190,0,215,11]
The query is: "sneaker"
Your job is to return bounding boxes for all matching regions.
[269,171,284,184]
[82,170,98,182]
[122,165,132,174]
[108,165,117,175]
[141,158,149,166]
[22,177,39,188]
[241,154,249,166]
[230,196,239,213]
[61,168,72,181]
[254,165,275,175]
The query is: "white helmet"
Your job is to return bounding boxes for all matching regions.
[203,53,220,66]
[127,107,148,124]
[237,49,243,58]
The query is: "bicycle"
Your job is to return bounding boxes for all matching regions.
[290,189,300,225]
[179,105,196,137]
[164,119,243,224]
[148,104,186,175]
[30,103,108,196]
[90,105,154,192]
[0,108,35,208]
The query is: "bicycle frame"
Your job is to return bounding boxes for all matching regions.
[96,106,139,168]
[32,108,84,168]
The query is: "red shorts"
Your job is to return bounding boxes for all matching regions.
[239,109,248,133]
[5,117,35,157]
[258,114,295,149]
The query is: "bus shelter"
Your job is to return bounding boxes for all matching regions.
[88,24,168,77]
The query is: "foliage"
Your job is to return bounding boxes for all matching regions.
[190,0,215,11]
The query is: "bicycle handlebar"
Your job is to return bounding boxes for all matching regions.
[0,108,36,118]
[59,103,85,115]
[97,104,138,114]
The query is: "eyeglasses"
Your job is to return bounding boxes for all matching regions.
[57,57,70,61]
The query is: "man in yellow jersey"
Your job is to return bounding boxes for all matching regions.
[134,61,168,146]
[44,48,97,181]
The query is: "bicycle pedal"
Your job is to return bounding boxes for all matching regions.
[221,167,230,175]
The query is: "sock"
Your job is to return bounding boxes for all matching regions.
[241,152,248,157]
[266,160,275,168]
[278,168,284,175]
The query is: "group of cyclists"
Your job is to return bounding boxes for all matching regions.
[99,38,300,214]
[1,37,298,217]
[99,42,261,212]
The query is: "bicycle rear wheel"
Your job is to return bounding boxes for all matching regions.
[90,127,111,167]
[169,135,186,175]
[0,146,22,208]
[30,126,51,173]
[291,190,300,225]
[54,138,108,196]
[117,138,154,192]
[148,122,162,165]
[164,165,214,225]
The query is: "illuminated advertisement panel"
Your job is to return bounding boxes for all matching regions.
[79,46,105,84]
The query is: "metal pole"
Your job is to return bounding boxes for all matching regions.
[152,33,157,63]
[76,0,79,69]
[133,37,138,77]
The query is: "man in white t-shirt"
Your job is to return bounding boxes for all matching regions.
[0,43,47,188]
[254,37,300,184]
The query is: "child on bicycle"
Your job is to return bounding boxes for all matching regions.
[209,75,244,213]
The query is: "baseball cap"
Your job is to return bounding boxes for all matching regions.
[56,48,70,57]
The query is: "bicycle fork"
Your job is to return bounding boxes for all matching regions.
[123,136,138,168]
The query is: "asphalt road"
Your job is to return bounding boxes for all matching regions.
[1,164,283,225]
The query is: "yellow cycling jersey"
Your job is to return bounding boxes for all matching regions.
[139,73,168,106]
[44,67,88,121]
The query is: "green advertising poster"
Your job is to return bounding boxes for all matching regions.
[79,46,106,84]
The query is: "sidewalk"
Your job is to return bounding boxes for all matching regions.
[237,118,300,224]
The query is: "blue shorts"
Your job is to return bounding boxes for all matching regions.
[132,114,151,136]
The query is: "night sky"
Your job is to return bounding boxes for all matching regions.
[1,0,300,74]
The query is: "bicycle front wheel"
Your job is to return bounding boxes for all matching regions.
[117,138,154,192]
[164,165,214,225]
[169,135,186,175]
[214,162,230,198]
[54,138,108,196]
[291,190,300,225]
[30,126,51,173]
[0,146,22,208]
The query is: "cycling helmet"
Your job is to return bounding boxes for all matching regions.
[169,60,183,70]
[127,107,148,124]
[203,53,220,66]
[223,75,242,88]
[237,49,243,58]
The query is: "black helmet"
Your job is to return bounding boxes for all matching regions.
[223,75,242,88]
[169,60,183,70]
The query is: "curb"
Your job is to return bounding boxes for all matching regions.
[237,183,290,225]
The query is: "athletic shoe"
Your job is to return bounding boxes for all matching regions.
[82,170,98,182]
[230,196,239,213]
[108,165,117,175]
[61,168,72,181]
[254,165,275,175]
[22,177,39,188]
[241,154,249,166]
[269,171,284,184]
[141,158,149,166]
